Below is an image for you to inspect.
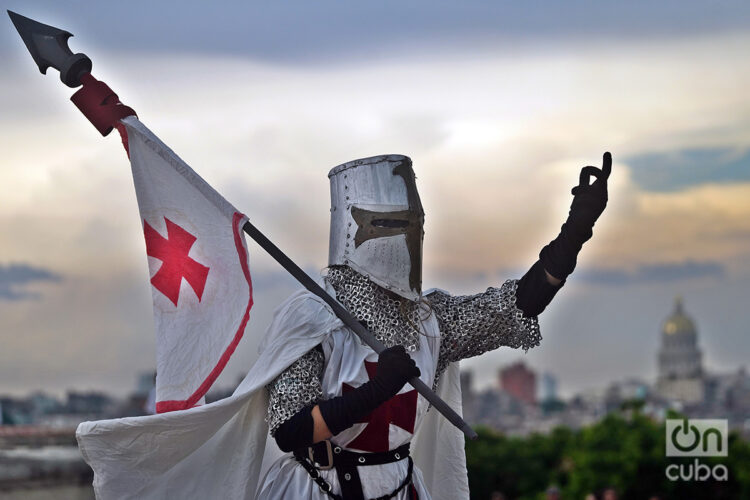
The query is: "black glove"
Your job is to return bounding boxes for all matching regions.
[372,345,421,398]
[274,403,316,453]
[274,347,420,452]
[318,345,419,436]
[540,152,612,281]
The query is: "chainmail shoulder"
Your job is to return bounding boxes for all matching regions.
[428,279,542,379]
[325,266,425,352]
[265,347,325,436]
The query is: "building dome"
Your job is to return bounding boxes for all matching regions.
[657,295,704,403]
[662,296,697,337]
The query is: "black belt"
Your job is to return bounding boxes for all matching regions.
[293,441,414,500]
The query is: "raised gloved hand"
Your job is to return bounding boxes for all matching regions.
[539,152,612,281]
[566,152,611,243]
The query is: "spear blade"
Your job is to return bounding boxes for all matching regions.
[7,10,92,88]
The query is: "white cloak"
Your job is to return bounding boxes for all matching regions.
[76,282,469,499]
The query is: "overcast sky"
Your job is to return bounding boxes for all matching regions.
[1,1,749,399]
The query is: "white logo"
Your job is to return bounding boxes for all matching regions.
[665,460,729,482]
[666,419,727,457]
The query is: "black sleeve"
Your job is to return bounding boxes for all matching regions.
[273,346,418,452]
[273,381,389,453]
[515,259,563,318]
[273,404,316,453]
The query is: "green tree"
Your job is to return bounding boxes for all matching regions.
[465,412,750,500]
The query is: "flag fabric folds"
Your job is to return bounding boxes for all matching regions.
[123,116,253,413]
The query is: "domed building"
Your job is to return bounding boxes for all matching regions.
[656,296,705,404]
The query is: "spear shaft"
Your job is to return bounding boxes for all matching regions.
[243,220,478,440]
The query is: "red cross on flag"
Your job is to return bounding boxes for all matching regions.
[122,116,253,413]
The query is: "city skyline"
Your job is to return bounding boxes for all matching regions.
[1,2,749,398]
[0,291,738,403]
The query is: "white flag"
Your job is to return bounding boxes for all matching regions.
[123,116,253,413]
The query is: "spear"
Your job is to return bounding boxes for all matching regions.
[7,10,478,441]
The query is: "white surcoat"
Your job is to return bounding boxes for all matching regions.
[258,300,441,499]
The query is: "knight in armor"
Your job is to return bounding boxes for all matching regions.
[257,153,611,500]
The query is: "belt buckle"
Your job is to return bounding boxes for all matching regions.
[309,440,334,471]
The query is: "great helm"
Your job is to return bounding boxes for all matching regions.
[328,154,425,300]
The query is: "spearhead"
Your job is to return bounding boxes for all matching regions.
[8,10,92,88]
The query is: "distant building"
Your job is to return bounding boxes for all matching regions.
[540,372,558,403]
[65,391,113,415]
[656,296,704,404]
[0,397,33,425]
[725,367,750,413]
[608,378,649,401]
[28,392,60,415]
[135,371,156,398]
[500,361,536,405]
[604,378,650,412]
[704,367,750,425]
[460,371,477,423]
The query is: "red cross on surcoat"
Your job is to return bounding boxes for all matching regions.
[143,217,210,306]
[342,360,418,453]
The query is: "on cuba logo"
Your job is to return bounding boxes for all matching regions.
[666,419,728,457]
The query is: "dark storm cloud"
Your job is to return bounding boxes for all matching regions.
[575,260,725,286]
[627,148,750,192]
[2,1,750,63]
[0,263,61,300]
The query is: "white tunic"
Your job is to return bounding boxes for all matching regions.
[258,277,541,500]
[258,300,441,499]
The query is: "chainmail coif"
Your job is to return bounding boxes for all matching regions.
[325,265,428,352]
